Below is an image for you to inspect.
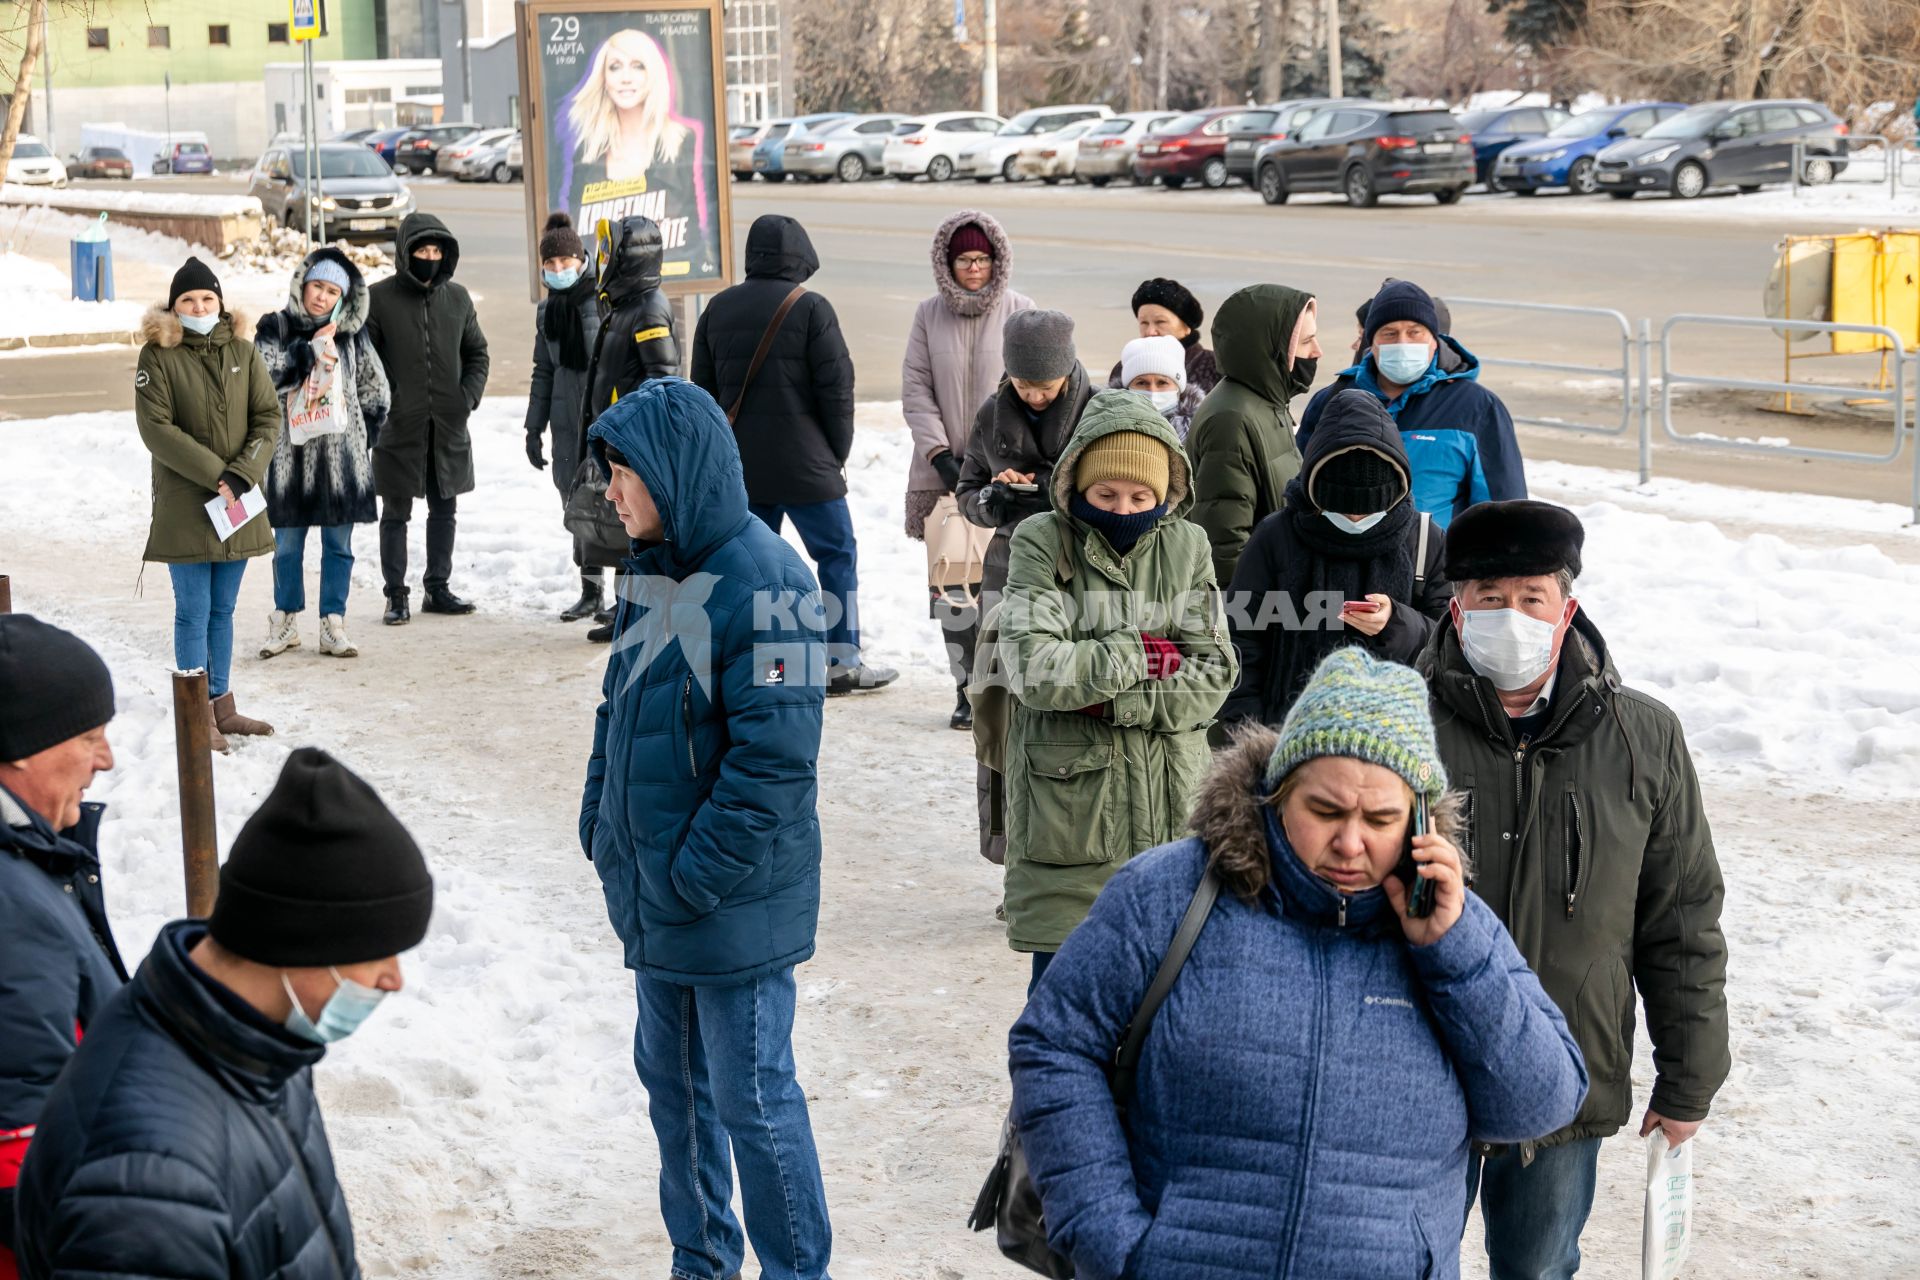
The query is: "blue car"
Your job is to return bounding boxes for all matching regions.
[751,113,851,182]
[1492,102,1689,195]
[1457,104,1573,185]
[363,127,412,169]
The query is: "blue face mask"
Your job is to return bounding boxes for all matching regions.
[1375,342,1433,385]
[177,311,220,336]
[282,968,387,1044]
[543,266,581,291]
[1324,510,1387,535]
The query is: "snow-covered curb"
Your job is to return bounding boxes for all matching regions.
[0,181,262,217]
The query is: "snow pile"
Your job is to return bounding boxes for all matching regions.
[216,225,394,284]
[0,250,146,339]
[1,181,262,217]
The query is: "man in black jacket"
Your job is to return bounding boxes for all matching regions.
[15,749,433,1280]
[693,214,895,696]
[367,212,490,625]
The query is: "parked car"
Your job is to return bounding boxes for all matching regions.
[69,145,133,180]
[883,112,1005,181]
[729,122,767,179]
[1133,107,1257,189]
[458,131,522,183]
[392,122,481,175]
[1458,104,1573,185]
[331,128,379,143]
[1074,111,1182,186]
[1011,118,1102,183]
[954,104,1112,182]
[783,113,909,182]
[1492,101,1687,195]
[753,113,852,181]
[1223,98,1375,184]
[248,142,414,241]
[443,127,515,180]
[1255,105,1473,207]
[364,127,412,167]
[156,140,214,175]
[1595,99,1849,199]
[5,135,67,186]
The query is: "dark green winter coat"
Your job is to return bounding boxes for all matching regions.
[997,393,1239,953]
[1419,610,1730,1146]
[133,308,281,564]
[1185,284,1317,587]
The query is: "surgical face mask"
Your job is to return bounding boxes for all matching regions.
[282,968,387,1044]
[1324,510,1386,535]
[543,266,581,290]
[1457,606,1561,691]
[177,311,219,336]
[1144,389,1180,417]
[1375,343,1433,385]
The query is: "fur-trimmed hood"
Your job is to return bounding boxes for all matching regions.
[277,247,371,337]
[930,209,1013,318]
[139,307,251,350]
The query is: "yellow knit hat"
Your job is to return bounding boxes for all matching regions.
[1075,431,1169,502]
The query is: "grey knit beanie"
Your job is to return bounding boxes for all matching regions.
[1003,309,1077,381]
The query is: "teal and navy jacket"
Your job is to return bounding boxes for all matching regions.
[1297,337,1525,529]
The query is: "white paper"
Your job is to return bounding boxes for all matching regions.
[204,487,267,542]
[1642,1129,1694,1280]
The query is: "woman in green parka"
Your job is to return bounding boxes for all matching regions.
[997,390,1238,990]
[135,259,283,753]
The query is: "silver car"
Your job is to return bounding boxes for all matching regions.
[247,142,414,241]
[1074,111,1183,185]
[458,132,522,183]
[780,114,909,182]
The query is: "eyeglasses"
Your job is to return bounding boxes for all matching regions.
[954,254,993,270]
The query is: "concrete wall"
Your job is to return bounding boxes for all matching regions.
[32,82,270,163]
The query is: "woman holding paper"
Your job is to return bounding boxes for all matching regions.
[134,258,282,753]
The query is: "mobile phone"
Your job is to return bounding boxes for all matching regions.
[1342,600,1381,614]
[1006,482,1039,493]
[1396,794,1437,919]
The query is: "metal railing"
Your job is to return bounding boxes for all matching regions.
[1792,136,1899,198]
[1447,297,1635,436]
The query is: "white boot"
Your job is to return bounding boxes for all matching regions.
[318,614,359,658]
[260,610,302,658]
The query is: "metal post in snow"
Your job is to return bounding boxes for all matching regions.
[1638,318,1654,486]
[170,670,220,918]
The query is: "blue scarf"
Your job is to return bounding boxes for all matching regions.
[1069,493,1169,557]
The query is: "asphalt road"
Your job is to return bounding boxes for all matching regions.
[7,173,1915,511]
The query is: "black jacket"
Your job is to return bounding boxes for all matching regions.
[525,272,605,499]
[15,921,358,1280]
[366,212,490,501]
[587,216,680,421]
[692,215,856,506]
[954,365,1094,598]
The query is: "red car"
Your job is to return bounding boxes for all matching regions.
[1132,106,1256,189]
[71,146,134,180]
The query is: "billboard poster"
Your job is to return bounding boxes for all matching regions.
[516,0,732,298]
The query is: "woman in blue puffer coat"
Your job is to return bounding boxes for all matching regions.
[1009,646,1587,1280]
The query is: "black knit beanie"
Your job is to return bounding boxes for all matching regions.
[1311,445,1408,515]
[168,257,224,310]
[1132,278,1204,334]
[538,210,586,262]
[0,616,115,761]
[1363,280,1441,350]
[209,748,433,966]
[1361,279,1451,338]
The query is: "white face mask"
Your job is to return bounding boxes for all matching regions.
[1144,389,1180,417]
[1458,607,1562,691]
[1324,511,1386,535]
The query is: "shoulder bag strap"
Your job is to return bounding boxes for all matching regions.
[1414,512,1432,587]
[726,284,807,426]
[1109,864,1220,1112]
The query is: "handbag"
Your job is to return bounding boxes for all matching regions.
[562,453,631,564]
[968,864,1222,1276]
[726,283,807,426]
[925,493,994,593]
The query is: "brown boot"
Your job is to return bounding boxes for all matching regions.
[212,691,274,738]
[204,700,231,755]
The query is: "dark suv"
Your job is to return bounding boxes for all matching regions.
[1223,98,1374,184]
[392,122,481,175]
[1594,100,1849,199]
[1255,106,1473,207]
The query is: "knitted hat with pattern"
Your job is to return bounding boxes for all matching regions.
[1266,648,1447,800]
[1075,430,1170,503]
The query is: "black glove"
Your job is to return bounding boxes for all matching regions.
[978,480,1013,526]
[931,450,962,491]
[217,470,251,498]
[525,432,546,470]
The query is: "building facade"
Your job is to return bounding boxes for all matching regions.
[722,0,787,124]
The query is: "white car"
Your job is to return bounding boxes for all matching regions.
[954,104,1113,183]
[6,135,69,187]
[444,128,516,181]
[883,112,1005,182]
[1010,119,1102,183]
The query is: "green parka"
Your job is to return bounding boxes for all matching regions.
[997,393,1239,953]
[133,307,282,564]
[1420,610,1730,1146]
[1185,284,1317,586]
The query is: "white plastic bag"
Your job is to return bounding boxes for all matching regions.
[287,332,343,448]
[1642,1129,1693,1280]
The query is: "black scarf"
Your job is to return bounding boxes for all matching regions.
[1069,493,1169,557]
[543,273,596,372]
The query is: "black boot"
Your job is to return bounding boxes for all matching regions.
[586,618,616,644]
[560,574,603,622]
[383,590,410,626]
[950,689,973,731]
[828,662,901,696]
[422,586,476,615]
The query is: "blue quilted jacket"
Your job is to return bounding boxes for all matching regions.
[579,377,826,985]
[1009,728,1587,1280]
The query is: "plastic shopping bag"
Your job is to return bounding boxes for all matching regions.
[287,333,343,448]
[1642,1128,1693,1280]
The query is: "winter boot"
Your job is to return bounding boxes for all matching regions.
[586,618,616,644]
[828,662,901,697]
[203,701,231,756]
[560,574,604,622]
[259,610,302,658]
[318,614,359,658]
[212,691,274,738]
[950,689,973,731]
[422,585,476,615]
[384,589,411,626]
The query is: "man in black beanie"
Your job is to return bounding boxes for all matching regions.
[0,617,126,1276]
[14,748,433,1280]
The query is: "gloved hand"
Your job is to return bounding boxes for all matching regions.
[1141,633,1184,680]
[931,450,963,492]
[977,481,1014,526]
[217,470,252,498]
[525,432,547,470]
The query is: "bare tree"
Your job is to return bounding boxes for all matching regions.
[0,0,49,177]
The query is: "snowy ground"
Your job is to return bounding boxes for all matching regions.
[0,250,148,340]
[2,400,1917,1277]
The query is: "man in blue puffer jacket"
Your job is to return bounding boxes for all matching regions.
[1298,279,1526,529]
[579,377,833,1280]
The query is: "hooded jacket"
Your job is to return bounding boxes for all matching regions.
[133,307,282,564]
[366,212,490,501]
[1185,285,1317,587]
[254,247,391,529]
[1298,338,1525,530]
[900,211,1036,513]
[994,393,1238,952]
[525,271,604,503]
[578,379,825,985]
[955,364,1095,600]
[1222,390,1449,729]
[1008,725,1587,1280]
[587,216,681,420]
[14,921,357,1280]
[1419,611,1729,1145]
[692,214,856,507]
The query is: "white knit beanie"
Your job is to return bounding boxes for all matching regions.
[1120,335,1187,392]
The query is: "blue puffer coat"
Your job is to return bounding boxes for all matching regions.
[14,921,358,1280]
[1009,726,1587,1280]
[578,377,826,986]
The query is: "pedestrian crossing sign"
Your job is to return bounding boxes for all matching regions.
[291,0,321,41]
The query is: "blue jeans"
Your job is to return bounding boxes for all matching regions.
[1027,950,1055,997]
[633,968,832,1280]
[751,500,861,672]
[272,525,355,616]
[167,561,248,697]
[1465,1137,1602,1280]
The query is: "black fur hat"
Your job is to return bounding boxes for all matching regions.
[1444,500,1585,583]
[1131,278,1204,333]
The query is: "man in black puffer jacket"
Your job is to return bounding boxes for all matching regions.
[14,749,433,1280]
